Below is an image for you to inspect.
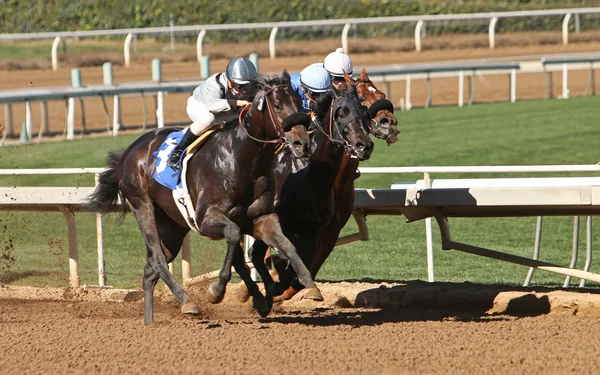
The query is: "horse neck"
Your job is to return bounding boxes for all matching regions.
[306,119,346,196]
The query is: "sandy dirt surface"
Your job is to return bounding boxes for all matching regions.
[2,281,600,374]
[2,35,600,143]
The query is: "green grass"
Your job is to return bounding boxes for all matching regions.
[0,41,167,60]
[1,96,600,289]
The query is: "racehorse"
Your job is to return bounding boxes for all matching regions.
[87,71,313,325]
[247,81,375,300]
[240,69,400,301]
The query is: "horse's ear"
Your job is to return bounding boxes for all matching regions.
[343,70,353,85]
[282,69,290,82]
[349,80,357,95]
[361,68,369,81]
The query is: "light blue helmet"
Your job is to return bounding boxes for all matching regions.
[300,63,331,93]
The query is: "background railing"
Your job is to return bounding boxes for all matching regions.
[2,7,600,68]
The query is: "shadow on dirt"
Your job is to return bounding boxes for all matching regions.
[0,270,53,284]
[260,279,600,326]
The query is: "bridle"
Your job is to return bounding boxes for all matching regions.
[238,84,297,153]
[309,94,366,158]
[353,77,398,142]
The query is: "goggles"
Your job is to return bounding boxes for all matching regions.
[229,80,249,93]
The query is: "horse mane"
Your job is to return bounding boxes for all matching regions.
[313,91,334,120]
[256,73,290,88]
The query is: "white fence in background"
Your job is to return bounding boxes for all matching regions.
[1,7,600,69]
[1,165,600,289]
[2,51,600,144]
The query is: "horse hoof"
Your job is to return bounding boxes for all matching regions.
[207,283,225,304]
[269,269,280,283]
[181,301,201,315]
[282,287,299,301]
[236,283,250,303]
[302,287,324,301]
[253,295,273,317]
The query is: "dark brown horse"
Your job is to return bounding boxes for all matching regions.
[247,81,375,299]
[241,69,400,301]
[87,72,313,324]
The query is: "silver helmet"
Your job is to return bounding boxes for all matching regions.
[225,57,257,84]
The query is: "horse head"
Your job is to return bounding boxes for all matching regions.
[243,70,310,159]
[345,69,400,146]
[312,80,374,161]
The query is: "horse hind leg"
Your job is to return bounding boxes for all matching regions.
[156,213,200,316]
[254,214,324,301]
[132,201,198,324]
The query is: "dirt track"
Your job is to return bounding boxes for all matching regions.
[2,281,600,374]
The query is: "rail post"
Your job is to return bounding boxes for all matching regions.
[95,173,106,286]
[458,71,465,107]
[153,59,165,128]
[341,23,352,54]
[415,20,424,52]
[51,36,66,72]
[124,33,134,67]
[196,29,207,63]
[510,67,517,103]
[562,13,572,45]
[488,17,498,49]
[269,27,279,59]
[200,56,210,79]
[249,53,259,72]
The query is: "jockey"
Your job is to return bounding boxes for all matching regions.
[323,47,353,91]
[167,57,258,170]
[290,63,331,113]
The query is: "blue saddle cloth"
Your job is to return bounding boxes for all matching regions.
[152,130,187,190]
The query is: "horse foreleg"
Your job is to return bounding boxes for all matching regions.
[309,218,345,279]
[249,239,284,296]
[201,207,241,304]
[231,244,272,317]
[254,214,323,301]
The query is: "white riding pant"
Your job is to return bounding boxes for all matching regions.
[186,96,215,136]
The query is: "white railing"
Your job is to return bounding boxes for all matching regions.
[2,165,600,289]
[2,7,600,68]
[356,165,600,286]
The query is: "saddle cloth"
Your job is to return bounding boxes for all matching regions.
[152,128,215,234]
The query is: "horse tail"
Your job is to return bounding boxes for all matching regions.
[86,150,128,223]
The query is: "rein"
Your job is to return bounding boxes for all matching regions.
[238,85,290,148]
[309,96,360,158]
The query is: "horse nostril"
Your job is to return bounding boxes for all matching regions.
[293,140,303,147]
[380,117,390,126]
[356,143,366,151]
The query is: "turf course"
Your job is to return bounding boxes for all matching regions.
[1,96,599,289]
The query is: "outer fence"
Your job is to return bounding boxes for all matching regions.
[3,51,600,144]
[1,7,600,70]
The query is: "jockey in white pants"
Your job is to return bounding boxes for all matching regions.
[167,57,258,170]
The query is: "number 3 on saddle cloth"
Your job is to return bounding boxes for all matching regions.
[152,128,215,234]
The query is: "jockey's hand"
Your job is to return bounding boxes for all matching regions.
[236,100,251,107]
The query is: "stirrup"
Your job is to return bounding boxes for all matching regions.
[167,151,183,170]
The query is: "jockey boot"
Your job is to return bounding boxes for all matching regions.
[354,169,361,180]
[167,130,200,170]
